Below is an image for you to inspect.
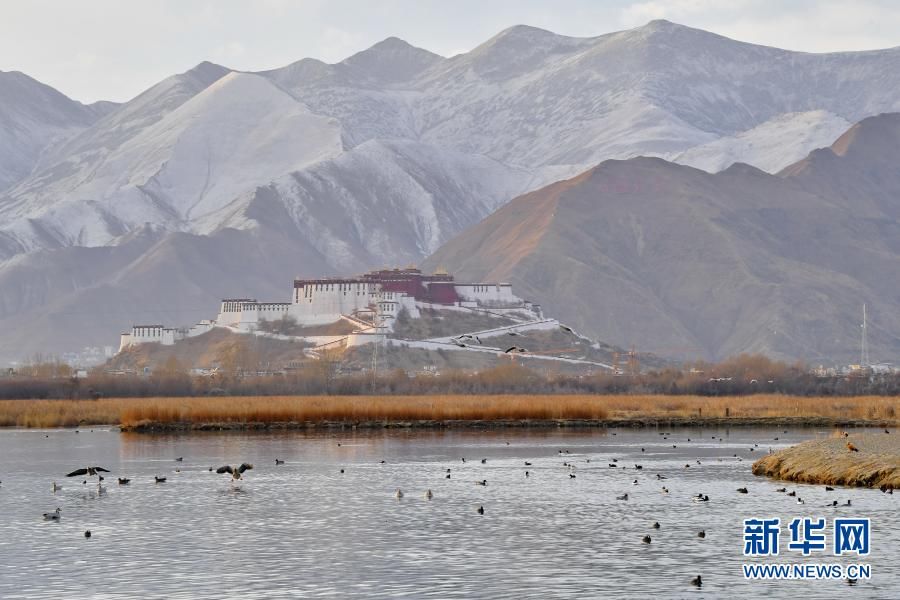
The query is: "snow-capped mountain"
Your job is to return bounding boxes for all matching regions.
[3,20,900,362]
[0,70,114,193]
[674,111,853,173]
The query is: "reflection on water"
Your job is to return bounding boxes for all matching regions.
[0,427,896,598]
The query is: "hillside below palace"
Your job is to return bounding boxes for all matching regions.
[118,267,541,351]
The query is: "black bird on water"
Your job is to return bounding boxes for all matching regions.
[642,535,652,544]
[698,530,706,538]
[652,522,660,529]
[117,478,130,485]
[737,487,748,494]
[691,575,702,587]
[477,506,484,515]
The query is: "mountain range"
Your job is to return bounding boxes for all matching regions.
[2,20,900,363]
[425,112,900,362]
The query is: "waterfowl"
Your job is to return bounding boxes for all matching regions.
[796,497,805,505]
[697,530,706,538]
[117,478,130,485]
[635,465,643,470]
[424,489,433,500]
[656,474,667,480]
[84,530,91,538]
[477,505,484,514]
[524,462,532,466]
[846,578,858,586]
[480,459,487,464]
[525,471,530,477]
[652,522,660,529]
[737,487,748,494]
[616,493,629,500]
[776,488,786,492]
[661,487,669,494]
[275,459,285,465]
[43,508,61,521]
[569,474,576,479]
[175,457,183,462]
[845,499,852,506]
[632,479,639,485]
[52,482,61,493]
[476,480,487,486]
[608,464,617,468]
[787,491,796,497]
[642,535,652,544]
[446,473,451,479]
[66,466,110,479]
[825,486,834,491]
[155,476,166,483]
[691,575,702,587]
[846,442,859,452]
[692,494,709,503]
[216,463,253,481]
[341,469,345,474]
[828,500,838,507]
[395,489,404,499]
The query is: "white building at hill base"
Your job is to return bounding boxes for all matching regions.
[118,267,541,352]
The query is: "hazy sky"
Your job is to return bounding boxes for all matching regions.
[2,0,899,103]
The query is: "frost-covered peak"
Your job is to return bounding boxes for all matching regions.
[342,36,443,83]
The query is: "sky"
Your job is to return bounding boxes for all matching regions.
[2,0,900,103]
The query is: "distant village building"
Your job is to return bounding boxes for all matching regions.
[118,267,540,352]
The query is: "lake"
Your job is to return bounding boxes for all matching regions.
[0,426,896,598]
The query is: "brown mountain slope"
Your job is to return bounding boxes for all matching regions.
[425,115,900,362]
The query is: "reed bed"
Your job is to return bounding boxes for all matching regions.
[0,394,897,428]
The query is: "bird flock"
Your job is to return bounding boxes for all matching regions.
[25,426,888,591]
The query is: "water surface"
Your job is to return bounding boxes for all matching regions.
[0,426,896,598]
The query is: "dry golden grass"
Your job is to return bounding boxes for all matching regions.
[0,394,898,428]
[753,433,900,488]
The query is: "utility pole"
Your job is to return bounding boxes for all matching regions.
[860,303,870,367]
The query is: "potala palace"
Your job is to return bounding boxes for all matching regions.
[118,267,543,352]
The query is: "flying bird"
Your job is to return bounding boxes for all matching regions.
[66,466,110,478]
[216,463,254,480]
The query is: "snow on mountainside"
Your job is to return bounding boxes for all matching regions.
[4,20,900,362]
[0,70,112,192]
[0,71,342,258]
[674,111,853,173]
